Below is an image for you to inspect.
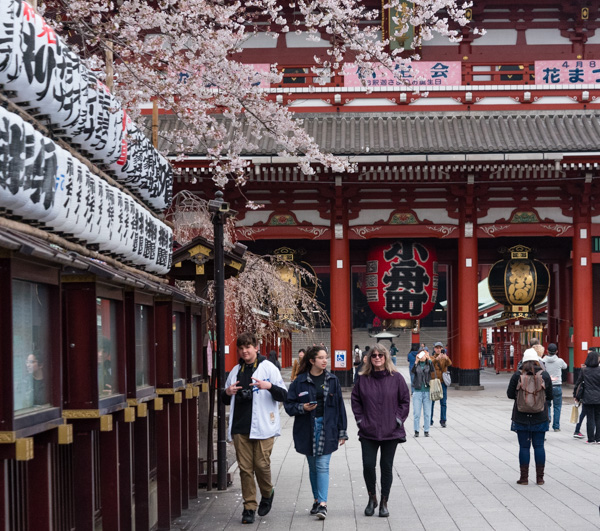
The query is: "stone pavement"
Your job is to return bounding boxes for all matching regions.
[174,367,600,530]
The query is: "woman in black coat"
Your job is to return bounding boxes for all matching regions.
[284,346,348,520]
[573,350,600,443]
[507,349,553,486]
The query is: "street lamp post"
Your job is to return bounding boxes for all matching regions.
[209,190,229,491]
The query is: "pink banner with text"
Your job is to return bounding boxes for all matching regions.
[343,62,462,87]
[535,60,600,84]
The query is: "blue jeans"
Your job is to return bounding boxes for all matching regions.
[306,416,331,504]
[547,385,563,430]
[413,390,432,432]
[516,430,545,466]
[431,382,448,422]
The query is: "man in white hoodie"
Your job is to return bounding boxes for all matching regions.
[222,332,287,524]
[544,343,568,431]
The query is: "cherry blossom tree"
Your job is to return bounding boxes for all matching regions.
[40,0,476,194]
[169,190,328,338]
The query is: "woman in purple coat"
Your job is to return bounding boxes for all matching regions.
[351,343,411,518]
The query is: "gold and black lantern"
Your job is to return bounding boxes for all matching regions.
[488,245,550,319]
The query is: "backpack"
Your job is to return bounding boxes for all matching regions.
[516,371,546,413]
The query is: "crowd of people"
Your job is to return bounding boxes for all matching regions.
[222,332,596,523]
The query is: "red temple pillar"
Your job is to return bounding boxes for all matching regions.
[573,212,593,369]
[559,259,572,378]
[457,220,481,387]
[547,263,559,344]
[330,216,352,386]
[448,262,459,372]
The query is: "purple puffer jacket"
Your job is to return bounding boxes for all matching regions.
[351,370,411,441]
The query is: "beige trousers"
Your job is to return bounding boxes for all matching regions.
[232,434,275,510]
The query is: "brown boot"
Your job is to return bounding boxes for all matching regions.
[364,493,378,516]
[536,465,545,485]
[516,465,528,485]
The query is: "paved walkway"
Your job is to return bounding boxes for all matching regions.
[174,368,600,530]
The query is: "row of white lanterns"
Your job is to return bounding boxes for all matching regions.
[0,106,172,274]
[0,0,172,212]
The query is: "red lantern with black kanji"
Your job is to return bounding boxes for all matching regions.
[366,241,438,321]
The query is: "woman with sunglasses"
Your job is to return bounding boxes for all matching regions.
[351,344,410,518]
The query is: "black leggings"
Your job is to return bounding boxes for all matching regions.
[360,438,399,498]
[584,403,600,443]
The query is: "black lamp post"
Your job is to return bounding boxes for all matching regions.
[209,190,232,491]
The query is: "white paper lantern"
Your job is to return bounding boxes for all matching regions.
[0,0,24,82]
[44,149,76,234]
[0,106,28,212]
[13,128,59,222]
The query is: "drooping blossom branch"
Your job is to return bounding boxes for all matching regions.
[40,0,478,190]
[168,190,328,338]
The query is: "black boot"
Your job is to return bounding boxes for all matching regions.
[364,493,378,516]
[379,496,389,517]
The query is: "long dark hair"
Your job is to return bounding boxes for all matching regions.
[297,346,325,374]
[585,351,599,368]
[521,360,540,374]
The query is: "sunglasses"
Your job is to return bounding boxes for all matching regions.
[370,353,385,359]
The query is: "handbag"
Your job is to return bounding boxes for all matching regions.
[430,378,443,401]
[570,404,580,424]
[442,371,451,386]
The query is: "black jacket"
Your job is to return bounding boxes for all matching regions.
[507,367,553,425]
[574,365,600,405]
[411,360,435,389]
[284,371,348,456]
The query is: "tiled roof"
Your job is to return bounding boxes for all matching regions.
[148,110,600,156]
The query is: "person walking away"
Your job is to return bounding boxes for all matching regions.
[407,343,420,387]
[351,344,410,518]
[353,345,362,383]
[222,332,287,524]
[506,348,553,485]
[268,349,281,370]
[573,350,600,444]
[355,347,369,382]
[430,341,452,427]
[389,343,398,365]
[291,348,305,382]
[573,359,588,439]
[284,346,348,520]
[411,350,435,437]
[544,343,567,431]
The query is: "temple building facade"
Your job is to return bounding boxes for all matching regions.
[154,0,600,386]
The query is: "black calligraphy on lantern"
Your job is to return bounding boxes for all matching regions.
[381,242,431,316]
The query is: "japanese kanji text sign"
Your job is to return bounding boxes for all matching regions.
[366,241,438,320]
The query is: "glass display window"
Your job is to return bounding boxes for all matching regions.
[12,279,53,415]
[135,304,152,389]
[190,314,199,378]
[97,297,119,397]
[172,312,183,379]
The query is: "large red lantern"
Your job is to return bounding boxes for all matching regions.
[366,241,438,321]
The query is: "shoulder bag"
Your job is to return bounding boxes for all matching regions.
[442,371,451,386]
[430,378,443,401]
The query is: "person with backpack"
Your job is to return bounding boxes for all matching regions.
[573,350,600,444]
[506,348,553,486]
